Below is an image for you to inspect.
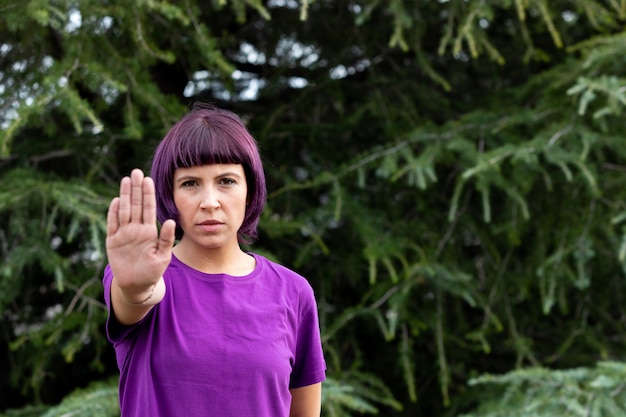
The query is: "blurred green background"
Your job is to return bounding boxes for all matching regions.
[2,1,626,415]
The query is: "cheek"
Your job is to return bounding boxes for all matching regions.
[173,195,190,218]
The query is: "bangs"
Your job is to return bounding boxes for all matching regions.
[173,122,245,169]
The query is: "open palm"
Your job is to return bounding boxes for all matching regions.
[106,169,176,293]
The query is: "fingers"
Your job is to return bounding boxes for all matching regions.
[106,197,121,237]
[142,176,157,226]
[130,169,145,224]
[115,169,157,226]
[117,176,132,225]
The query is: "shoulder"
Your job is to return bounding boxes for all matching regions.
[253,253,309,283]
[252,253,317,301]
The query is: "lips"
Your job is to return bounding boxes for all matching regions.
[196,220,225,233]
[198,219,223,225]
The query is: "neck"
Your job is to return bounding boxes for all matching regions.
[173,240,255,276]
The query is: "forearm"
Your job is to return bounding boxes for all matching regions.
[110,276,166,325]
[289,383,322,417]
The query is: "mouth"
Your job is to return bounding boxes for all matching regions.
[196,220,225,233]
[199,220,223,226]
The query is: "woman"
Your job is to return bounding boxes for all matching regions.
[103,104,326,417]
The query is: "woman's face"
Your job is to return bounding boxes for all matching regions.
[173,163,248,252]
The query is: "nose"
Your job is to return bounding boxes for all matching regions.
[199,187,220,210]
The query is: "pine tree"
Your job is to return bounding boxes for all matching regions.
[1,1,626,416]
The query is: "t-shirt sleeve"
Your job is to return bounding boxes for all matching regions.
[289,286,327,388]
[102,264,142,343]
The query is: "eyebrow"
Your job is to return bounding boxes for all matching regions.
[216,172,243,180]
[174,171,243,183]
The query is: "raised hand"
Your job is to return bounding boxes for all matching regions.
[106,169,176,305]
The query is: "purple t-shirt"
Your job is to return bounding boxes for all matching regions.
[103,253,326,417]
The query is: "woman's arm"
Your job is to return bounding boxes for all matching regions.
[289,383,322,417]
[106,169,175,325]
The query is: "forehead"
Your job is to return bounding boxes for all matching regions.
[173,163,245,179]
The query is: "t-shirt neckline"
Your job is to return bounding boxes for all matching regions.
[170,252,261,282]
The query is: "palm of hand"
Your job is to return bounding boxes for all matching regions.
[106,169,176,290]
[107,221,170,287]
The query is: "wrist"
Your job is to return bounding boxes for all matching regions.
[126,283,157,305]
[118,277,166,306]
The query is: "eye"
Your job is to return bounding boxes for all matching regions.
[180,180,198,187]
[219,178,236,186]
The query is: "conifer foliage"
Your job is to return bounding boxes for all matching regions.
[1,1,626,416]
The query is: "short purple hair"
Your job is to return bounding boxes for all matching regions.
[150,104,266,243]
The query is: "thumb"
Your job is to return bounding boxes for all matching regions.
[158,219,177,252]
